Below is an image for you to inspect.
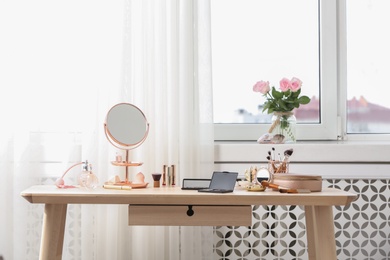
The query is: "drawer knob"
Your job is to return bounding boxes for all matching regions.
[186,205,194,217]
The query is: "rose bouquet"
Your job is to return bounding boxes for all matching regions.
[253,77,311,114]
[253,77,311,143]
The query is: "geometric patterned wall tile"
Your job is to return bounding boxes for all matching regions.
[215,205,307,260]
[327,179,390,260]
[214,179,390,260]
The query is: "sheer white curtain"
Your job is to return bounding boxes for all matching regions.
[98,0,214,259]
[0,0,214,259]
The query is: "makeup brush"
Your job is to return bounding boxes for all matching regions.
[267,155,278,173]
[283,149,294,161]
[271,147,275,161]
[261,180,290,192]
[261,180,310,193]
[279,187,311,194]
[275,149,293,173]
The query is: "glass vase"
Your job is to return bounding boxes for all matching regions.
[269,112,297,143]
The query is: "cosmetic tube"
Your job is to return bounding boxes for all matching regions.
[167,166,172,186]
[103,184,132,190]
[162,165,167,185]
[171,165,176,185]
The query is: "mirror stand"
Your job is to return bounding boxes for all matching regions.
[104,103,149,188]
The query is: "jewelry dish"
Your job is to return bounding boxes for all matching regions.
[245,184,266,192]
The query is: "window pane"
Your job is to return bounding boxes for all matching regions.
[211,0,320,124]
[346,0,390,134]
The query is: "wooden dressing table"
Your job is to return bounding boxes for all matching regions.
[21,185,356,260]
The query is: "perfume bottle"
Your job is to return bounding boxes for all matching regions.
[78,161,99,189]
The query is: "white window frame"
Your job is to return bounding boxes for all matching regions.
[213,0,339,141]
[338,0,390,141]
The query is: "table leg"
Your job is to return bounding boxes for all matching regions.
[39,204,67,260]
[304,205,337,260]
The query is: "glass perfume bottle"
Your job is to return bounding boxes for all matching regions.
[78,161,99,189]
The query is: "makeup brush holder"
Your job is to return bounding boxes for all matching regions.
[268,160,289,184]
[268,160,289,174]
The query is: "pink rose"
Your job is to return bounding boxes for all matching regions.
[253,80,270,94]
[279,78,291,92]
[290,77,302,92]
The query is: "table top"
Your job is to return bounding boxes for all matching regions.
[21,185,357,206]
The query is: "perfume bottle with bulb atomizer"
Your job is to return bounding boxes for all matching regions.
[78,161,99,189]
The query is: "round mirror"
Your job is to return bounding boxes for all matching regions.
[104,103,149,149]
[257,167,271,182]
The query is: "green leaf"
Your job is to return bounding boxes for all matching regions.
[284,99,295,104]
[283,89,291,97]
[298,96,311,104]
[277,100,288,110]
[263,101,271,110]
[272,87,283,99]
[293,88,302,96]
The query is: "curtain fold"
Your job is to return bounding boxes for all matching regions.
[118,0,214,259]
[0,0,214,259]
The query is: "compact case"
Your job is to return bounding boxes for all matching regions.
[271,174,323,192]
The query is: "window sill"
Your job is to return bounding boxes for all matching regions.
[214,140,390,163]
[214,140,390,179]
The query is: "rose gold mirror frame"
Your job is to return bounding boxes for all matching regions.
[104,103,150,185]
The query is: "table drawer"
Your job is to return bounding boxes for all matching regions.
[128,205,252,226]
